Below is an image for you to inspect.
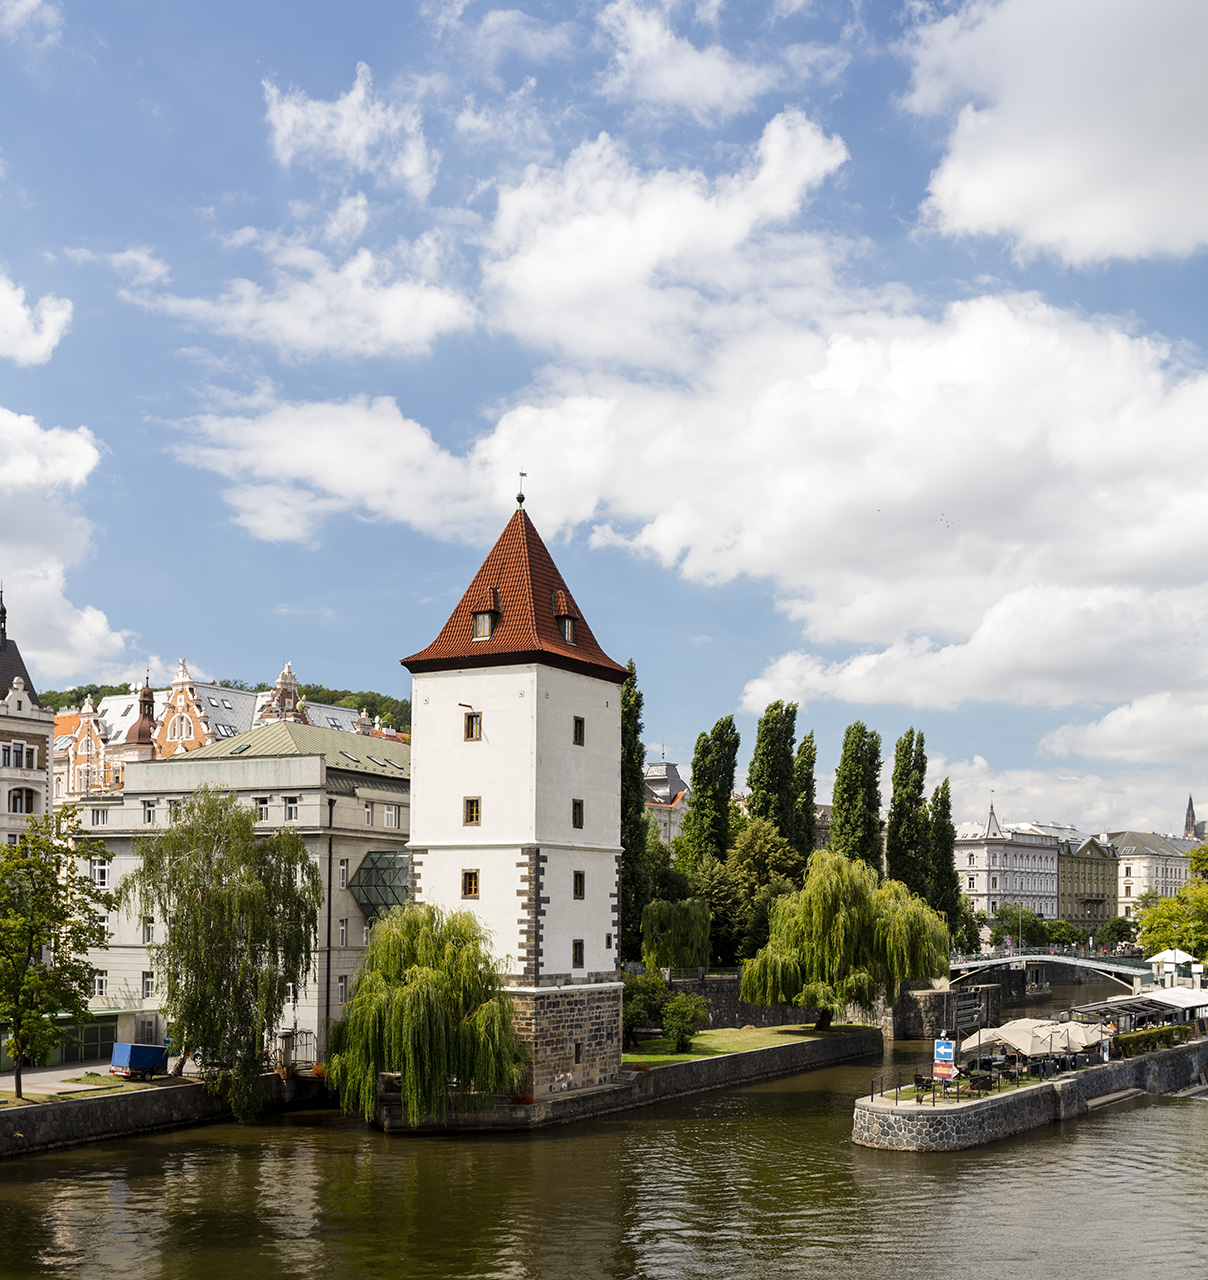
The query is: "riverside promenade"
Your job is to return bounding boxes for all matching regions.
[851,1036,1208,1151]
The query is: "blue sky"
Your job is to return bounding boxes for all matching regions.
[3,0,1208,832]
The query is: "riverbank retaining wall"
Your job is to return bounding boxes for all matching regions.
[851,1037,1208,1152]
[0,1073,327,1161]
[378,1025,883,1132]
[667,975,811,1029]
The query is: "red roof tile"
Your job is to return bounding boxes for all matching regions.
[401,508,629,684]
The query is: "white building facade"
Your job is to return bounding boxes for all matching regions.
[1108,830,1191,918]
[954,806,1060,921]
[402,503,627,1095]
[1,595,53,847]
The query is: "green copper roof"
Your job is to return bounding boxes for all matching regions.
[180,721,411,780]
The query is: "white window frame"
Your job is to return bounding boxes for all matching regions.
[92,971,108,997]
[284,796,299,822]
[337,975,347,1005]
[338,858,348,890]
[338,918,347,947]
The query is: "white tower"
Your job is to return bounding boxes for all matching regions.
[402,501,627,1094]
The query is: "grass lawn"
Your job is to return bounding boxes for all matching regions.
[623,1023,869,1068]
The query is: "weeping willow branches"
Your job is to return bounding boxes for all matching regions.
[641,897,711,971]
[327,903,526,1125]
[740,850,948,1027]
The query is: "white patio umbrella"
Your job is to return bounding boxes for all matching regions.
[1146,949,1196,965]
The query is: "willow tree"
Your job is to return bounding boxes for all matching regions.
[120,786,323,1120]
[327,903,525,1124]
[740,850,948,1028]
[641,898,711,971]
[0,811,114,1099]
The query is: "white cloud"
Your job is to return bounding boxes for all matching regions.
[473,9,575,66]
[126,238,475,361]
[0,271,71,365]
[902,0,1208,264]
[0,407,133,684]
[322,192,370,245]
[1040,695,1208,767]
[263,63,438,200]
[598,0,780,123]
[484,110,848,367]
[65,245,171,287]
[0,0,60,43]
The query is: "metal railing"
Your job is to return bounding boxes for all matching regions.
[870,1054,1101,1106]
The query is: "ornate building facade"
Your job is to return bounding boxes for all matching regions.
[1,594,54,846]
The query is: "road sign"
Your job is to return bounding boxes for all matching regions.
[933,1062,955,1080]
[934,1039,955,1063]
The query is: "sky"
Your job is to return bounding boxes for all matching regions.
[2,0,1208,833]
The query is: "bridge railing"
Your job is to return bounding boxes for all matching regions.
[949,945,1149,969]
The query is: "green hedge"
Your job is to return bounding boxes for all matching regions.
[1112,1024,1195,1057]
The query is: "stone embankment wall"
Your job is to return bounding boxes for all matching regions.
[667,975,813,1029]
[0,1073,326,1161]
[874,984,1001,1040]
[955,968,1027,1003]
[510,984,622,1095]
[378,1026,883,1132]
[851,1038,1208,1152]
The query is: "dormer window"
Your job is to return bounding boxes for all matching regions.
[472,612,495,640]
[552,590,578,646]
[559,616,575,645]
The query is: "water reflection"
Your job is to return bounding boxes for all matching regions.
[0,1009,1200,1280]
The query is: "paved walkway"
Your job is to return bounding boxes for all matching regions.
[2,1057,193,1097]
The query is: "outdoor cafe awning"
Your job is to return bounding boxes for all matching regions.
[1068,996,1173,1022]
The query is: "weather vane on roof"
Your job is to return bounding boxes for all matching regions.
[517,469,527,507]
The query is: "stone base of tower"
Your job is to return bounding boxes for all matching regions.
[509,982,623,1095]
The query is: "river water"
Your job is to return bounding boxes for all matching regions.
[1,982,1201,1280]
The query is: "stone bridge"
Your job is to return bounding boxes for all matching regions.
[949,949,1149,988]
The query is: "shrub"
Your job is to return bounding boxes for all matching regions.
[1112,1024,1195,1058]
[622,971,670,1047]
[661,993,709,1052]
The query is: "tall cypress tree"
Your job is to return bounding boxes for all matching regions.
[885,728,930,897]
[679,715,741,871]
[619,660,650,959]
[792,729,817,861]
[829,720,883,870]
[927,777,961,927]
[747,700,798,847]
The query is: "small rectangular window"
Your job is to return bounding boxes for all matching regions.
[91,808,108,826]
[338,859,348,890]
[90,858,109,888]
[24,746,35,769]
[464,797,481,826]
[472,612,494,640]
[337,975,347,1005]
[465,712,482,741]
[142,970,156,999]
[142,800,156,825]
[571,799,584,829]
[285,982,296,1004]
[559,617,576,645]
[572,939,584,969]
[573,870,585,900]
[142,916,155,945]
[338,918,347,947]
[92,971,108,998]
[574,1042,582,1065]
[284,796,299,821]
[384,804,398,829]
[462,869,480,899]
[967,876,975,890]
[573,716,585,746]
[363,923,371,946]
[364,802,373,827]
[254,797,269,821]
[605,933,612,950]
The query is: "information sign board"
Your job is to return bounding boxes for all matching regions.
[933,1039,955,1063]
[932,1062,955,1080]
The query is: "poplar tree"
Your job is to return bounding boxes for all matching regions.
[829,721,883,870]
[120,786,323,1120]
[679,714,740,871]
[792,730,817,860]
[927,778,962,926]
[885,728,930,897]
[619,660,650,959]
[0,812,115,1099]
[747,700,799,846]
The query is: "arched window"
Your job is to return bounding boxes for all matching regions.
[8,787,36,814]
[167,714,194,742]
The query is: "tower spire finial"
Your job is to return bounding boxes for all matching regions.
[517,469,526,508]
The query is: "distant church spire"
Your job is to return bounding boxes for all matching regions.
[1186,794,1197,840]
[0,585,7,650]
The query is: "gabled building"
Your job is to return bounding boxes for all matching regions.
[644,760,691,844]
[73,720,411,1059]
[401,500,628,1095]
[1107,830,1189,918]
[1,593,53,846]
[954,804,1059,920]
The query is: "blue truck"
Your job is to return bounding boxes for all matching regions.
[110,1041,170,1082]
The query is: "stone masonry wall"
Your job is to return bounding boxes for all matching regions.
[667,975,810,1029]
[851,1038,1208,1152]
[509,984,622,1095]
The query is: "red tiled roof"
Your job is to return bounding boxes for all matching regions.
[401,508,629,684]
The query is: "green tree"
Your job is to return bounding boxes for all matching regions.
[747,701,799,847]
[1138,881,1208,960]
[37,682,157,713]
[792,730,817,860]
[644,815,690,904]
[829,721,883,870]
[885,729,930,897]
[740,850,948,1029]
[726,816,805,897]
[1189,844,1208,881]
[298,684,411,731]
[621,970,670,1047]
[679,716,741,872]
[738,874,795,959]
[0,812,115,1099]
[927,778,962,923]
[688,856,743,965]
[641,898,711,970]
[1098,915,1138,947]
[120,786,323,1120]
[987,902,1048,947]
[955,894,982,953]
[619,660,651,959]
[661,993,709,1052]
[1045,919,1089,946]
[327,903,525,1124]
